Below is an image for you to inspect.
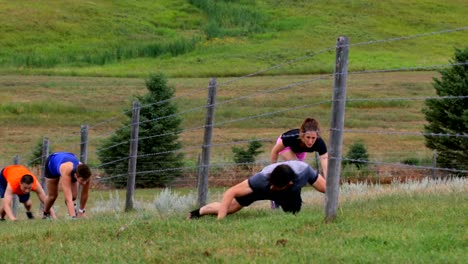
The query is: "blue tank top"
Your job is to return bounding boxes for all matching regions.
[47,152,79,178]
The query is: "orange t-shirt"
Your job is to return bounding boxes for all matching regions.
[2,165,38,195]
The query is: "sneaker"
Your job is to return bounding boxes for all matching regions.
[26,211,34,219]
[187,209,201,220]
[271,200,280,209]
[42,211,51,220]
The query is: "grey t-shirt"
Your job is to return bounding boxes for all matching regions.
[248,161,318,194]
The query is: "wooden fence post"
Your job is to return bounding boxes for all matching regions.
[198,78,217,207]
[314,152,321,175]
[125,101,140,212]
[11,155,20,217]
[325,36,349,223]
[40,137,50,212]
[77,124,89,210]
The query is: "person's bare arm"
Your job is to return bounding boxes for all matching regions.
[2,185,17,221]
[320,153,329,178]
[312,175,326,193]
[270,140,286,163]
[78,180,90,218]
[60,162,77,217]
[217,180,252,220]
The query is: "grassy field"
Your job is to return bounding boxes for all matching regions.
[0,0,465,169]
[0,0,466,77]
[0,1,466,262]
[0,71,440,173]
[0,179,466,263]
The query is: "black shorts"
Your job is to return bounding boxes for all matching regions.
[235,188,303,214]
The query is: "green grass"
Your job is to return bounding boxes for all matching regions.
[0,183,466,263]
[0,0,466,77]
[0,2,465,261]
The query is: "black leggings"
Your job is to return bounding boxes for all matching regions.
[236,188,303,214]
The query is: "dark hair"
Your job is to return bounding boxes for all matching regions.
[20,174,34,184]
[300,118,321,136]
[269,164,295,187]
[76,164,91,180]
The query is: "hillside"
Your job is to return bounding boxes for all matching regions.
[0,0,467,77]
[0,0,466,176]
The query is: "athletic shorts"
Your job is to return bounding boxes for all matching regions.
[0,170,30,203]
[277,137,307,161]
[235,188,303,214]
[44,155,58,179]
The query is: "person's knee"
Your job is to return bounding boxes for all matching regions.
[23,203,32,210]
[48,193,58,200]
[228,201,243,214]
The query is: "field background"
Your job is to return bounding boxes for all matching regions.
[0,0,466,170]
[0,0,467,262]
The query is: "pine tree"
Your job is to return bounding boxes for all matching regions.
[423,47,468,174]
[343,140,369,170]
[97,73,184,187]
[232,139,263,168]
[28,137,53,167]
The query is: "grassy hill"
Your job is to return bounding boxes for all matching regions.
[0,0,467,77]
[0,0,466,171]
[0,185,466,262]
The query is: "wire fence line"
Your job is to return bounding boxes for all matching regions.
[89,91,466,184]
[345,26,468,48]
[338,129,468,138]
[19,76,467,183]
[79,61,468,148]
[59,92,468,160]
[91,26,468,112]
[338,158,468,174]
[7,28,467,192]
[218,26,468,86]
[5,60,465,162]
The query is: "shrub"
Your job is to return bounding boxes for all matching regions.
[27,137,53,167]
[343,140,369,170]
[232,139,263,168]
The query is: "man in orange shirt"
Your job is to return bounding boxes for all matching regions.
[0,165,54,221]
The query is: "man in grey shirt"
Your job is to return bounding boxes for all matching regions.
[188,160,326,220]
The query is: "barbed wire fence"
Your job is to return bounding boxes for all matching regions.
[6,27,468,216]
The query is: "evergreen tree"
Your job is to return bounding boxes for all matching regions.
[28,137,53,167]
[423,47,468,174]
[232,139,263,168]
[97,73,184,187]
[343,140,369,170]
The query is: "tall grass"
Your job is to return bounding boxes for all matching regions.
[6,37,201,68]
[1,179,465,263]
[0,0,466,77]
[189,0,269,39]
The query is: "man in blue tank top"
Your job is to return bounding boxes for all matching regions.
[187,160,326,220]
[43,152,91,219]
